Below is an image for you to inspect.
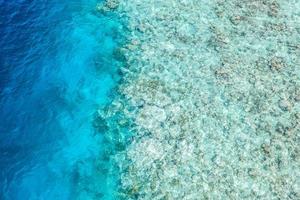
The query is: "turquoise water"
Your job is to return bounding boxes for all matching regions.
[2,0,300,199]
[0,0,124,199]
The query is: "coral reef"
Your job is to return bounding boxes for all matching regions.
[99,0,300,199]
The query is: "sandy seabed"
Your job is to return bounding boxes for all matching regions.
[98,0,300,199]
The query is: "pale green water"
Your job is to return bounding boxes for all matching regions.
[98,0,300,199]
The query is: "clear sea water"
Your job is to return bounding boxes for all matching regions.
[0,0,124,199]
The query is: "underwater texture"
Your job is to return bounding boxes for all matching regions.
[98,0,300,199]
[1,0,300,199]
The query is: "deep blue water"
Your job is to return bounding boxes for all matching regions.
[0,0,124,199]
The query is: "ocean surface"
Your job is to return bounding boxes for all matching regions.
[0,0,124,199]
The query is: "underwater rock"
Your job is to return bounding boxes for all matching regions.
[113,47,127,62]
[93,114,109,133]
[275,122,287,135]
[294,92,300,102]
[269,57,286,71]
[214,67,230,81]
[96,0,119,13]
[230,15,244,25]
[105,0,119,10]
[261,143,271,155]
[278,99,292,111]
[268,1,280,17]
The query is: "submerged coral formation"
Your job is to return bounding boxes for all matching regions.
[99,0,300,199]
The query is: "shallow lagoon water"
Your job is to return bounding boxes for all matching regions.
[104,0,300,199]
[0,0,124,199]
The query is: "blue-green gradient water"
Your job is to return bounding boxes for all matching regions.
[0,0,124,199]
